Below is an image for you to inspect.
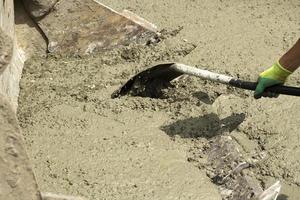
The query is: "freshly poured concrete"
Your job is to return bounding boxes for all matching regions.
[18,0,300,199]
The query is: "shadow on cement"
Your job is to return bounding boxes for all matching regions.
[192,91,215,105]
[278,194,289,200]
[14,0,35,26]
[161,113,245,139]
[14,0,48,55]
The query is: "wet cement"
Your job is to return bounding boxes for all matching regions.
[18,0,300,199]
[18,41,223,199]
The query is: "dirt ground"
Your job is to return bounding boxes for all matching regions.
[18,0,300,199]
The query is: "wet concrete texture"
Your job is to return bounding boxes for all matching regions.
[17,0,300,199]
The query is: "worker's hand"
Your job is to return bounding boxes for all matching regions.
[254,61,292,99]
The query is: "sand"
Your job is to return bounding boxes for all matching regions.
[17,0,300,199]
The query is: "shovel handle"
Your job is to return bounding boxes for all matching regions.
[172,63,300,96]
[229,79,300,96]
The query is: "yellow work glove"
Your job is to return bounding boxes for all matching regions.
[254,61,292,99]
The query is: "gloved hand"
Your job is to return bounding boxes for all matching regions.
[254,61,292,99]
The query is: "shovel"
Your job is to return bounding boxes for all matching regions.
[112,63,300,98]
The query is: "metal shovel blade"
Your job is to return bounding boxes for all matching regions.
[111,63,184,98]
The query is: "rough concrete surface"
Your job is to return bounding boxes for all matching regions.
[18,42,222,200]
[18,0,300,200]
[0,95,41,200]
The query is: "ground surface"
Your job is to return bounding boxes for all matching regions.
[18,0,300,199]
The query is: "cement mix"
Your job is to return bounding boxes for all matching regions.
[18,0,300,199]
